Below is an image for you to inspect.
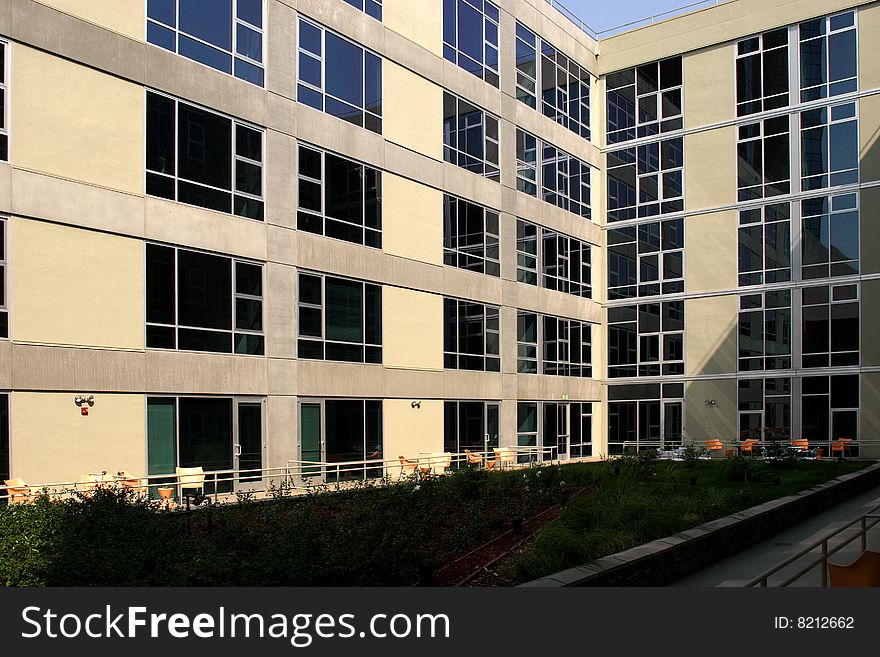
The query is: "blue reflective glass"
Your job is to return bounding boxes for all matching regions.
[299,20,321,56]
[832,211,859,262]
[236,23,262,61]
[443,0,456,48]
[829,121,857,172]
[298,84,323,110]
[484,1,499,22]
[180,0,232,51]
[802,127,828,177]
[830,12,854,31]
[326,33,363,107]
[326,97,363,126]
[364,52,382,114]
[366,1,382,20]
[828,31,856,83]
[237,0,262,28]
[235,57,264,86]
[179,34,232,73]
[147,22,176,52]
[458,1,483,63]
[148,0,175,26]
[343,0,364,9]
[299,53,321,87]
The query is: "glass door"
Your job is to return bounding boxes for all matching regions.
[738,411,763,441]
[662,401,683,450]
[234,400,264,492]
[299,402,324,484]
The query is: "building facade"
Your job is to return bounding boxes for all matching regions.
[0,0,877,490]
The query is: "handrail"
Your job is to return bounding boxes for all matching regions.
[543,0,725,40]
[745,501,880,587]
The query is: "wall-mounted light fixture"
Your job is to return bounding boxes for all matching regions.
[75,395,95,416]
[704,399,716,406]
[411,401,421,409]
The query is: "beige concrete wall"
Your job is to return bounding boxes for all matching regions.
[35,0,144,40]
[685,211,737,292]
[383,399,444,474]
[686,295,738,375]
[12,44,143,194]
[861,372,880,459]
[861,279,880,367]
[685,378,736,444]
[859,3,880,92]
[10,392,146,483]
[685,126,736,211]
[859,93,880,184]
[383,287,443,370]
[11,218,145,349]
[385,0,442,56]
[383,173,443,265]
[861,187,880,274]
[684,43,735,129]
[383,61,443,161]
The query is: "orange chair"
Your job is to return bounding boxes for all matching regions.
[831,441,848,458]
[791,439,809,451]
[828,550,880,587]
[815,447,825,461]
[3,478,33,504]
[705,439,724,454]
[740,439,761,456]
[398,456,430,479]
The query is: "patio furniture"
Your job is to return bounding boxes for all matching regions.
[176,466,206,501]
[3,478,33,504]
[740,439,761,457]
[397,456,430,479]
[705,439,724,457]
[494,448,516,469]
[828,550,880,587]
[428,452,452,475]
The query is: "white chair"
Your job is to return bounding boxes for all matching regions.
[175,466,205,501]
[494,448,516,470]
[428,452,452,475]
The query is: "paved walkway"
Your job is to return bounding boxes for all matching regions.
[670,484,880,587]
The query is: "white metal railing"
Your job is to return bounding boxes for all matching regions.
[544,0,725,40]
[0,446,571,506]
[746,502,880,587]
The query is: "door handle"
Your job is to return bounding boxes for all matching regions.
[235,444,242,457]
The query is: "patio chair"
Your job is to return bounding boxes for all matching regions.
[397,456,430,479]
[705,439,724,457]
[115,471,146,495]
[830,441,847,459]
[494,448,517,470]
[176,466,206,502]
[828,550,880,587]
[3,478,33,504]
[429,452,452,475]
[740,439,761,457]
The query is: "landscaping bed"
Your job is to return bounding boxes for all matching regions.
[0,455,868,586]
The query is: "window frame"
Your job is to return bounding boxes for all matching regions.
[737,115,791,202]
[145,242,265,356]
[0,217,7,339]
[296,143,383,249]
[514,21,591,140]
[607,137,684,222]
[297,17,383,134]
[800,101,859,191]
[735,27,791,117]
[442,0,500,88]
[516,311,592,378]
[145,89,265,220]
[443,92,500,181]
[296,271,383,365]
[516,219,592,298]
[342,0,382,21]
[737,290,792,372]
[145,0,265,86]
[608,302,685,378]
[801,282,859,368]
[516,128,592,219]
[443,297,500,372]
[737,201,792,287]
[608,218,684,299]
[801,192,859,280]
[799,10,858,102]
[0,40,8,162]
[605,56,683,145]
[443,195,500,277]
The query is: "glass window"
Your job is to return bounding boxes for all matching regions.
[607,138,683,222]
[608,219,684,299]
[516,219,592,298]
[443,195,500,277]
[146,243,264,355]
[737,116,790,201]
[298,19,383,134]
[608,302,684,378]
[517,311,591,377]
[801,193,859,279]
[800,11,857,102]
[146,0,264,86]
[608,385,681,455]
[443,0,500,87]
[738,378,791,442]
[802,283,859,368]
[297,273,382,364]
[0,218,6,339]
[444,298,500,371]
[737,202,791,286]
[738,291,791,371]
[801,102,858,191]
[445,401,500,456]
[736,28,790,116]
[606,57,682,144]
[803,374,859,453]
[146,91,264,220]
[0,41,7,161]
[516,129,592,219]
[342,0,382,21]
[443,92,500,181]
[515,22,591,140]
[297,144,382,248]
